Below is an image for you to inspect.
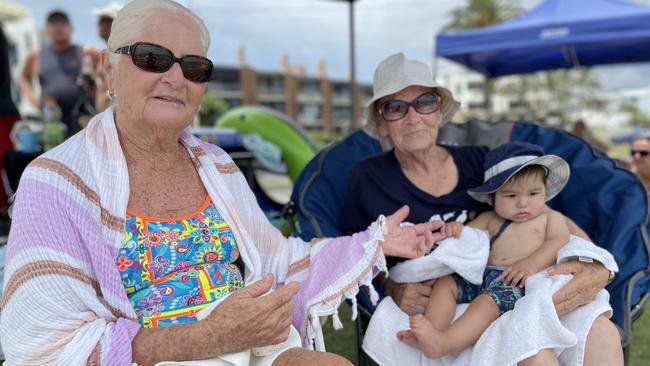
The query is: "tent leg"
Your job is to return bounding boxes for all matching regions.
[484,76,493,118]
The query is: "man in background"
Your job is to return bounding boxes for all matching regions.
[631,136,650,190]
[571,119,609,153]
[93,2,122,43]
[92,3,122,112]
[18,9,100,136]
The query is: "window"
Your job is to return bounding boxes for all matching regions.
[258,77,284,94]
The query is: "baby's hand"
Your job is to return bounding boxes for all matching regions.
[501,258,538,287]
[441,221,463,239]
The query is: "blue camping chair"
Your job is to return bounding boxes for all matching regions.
[289,120,650,364]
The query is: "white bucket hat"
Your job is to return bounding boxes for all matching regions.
[92,2,123,20]
[363,52,460,139]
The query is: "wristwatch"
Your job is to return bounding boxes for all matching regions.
[606,269,616,285]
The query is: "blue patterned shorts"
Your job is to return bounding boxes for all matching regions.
[453,265,525,315]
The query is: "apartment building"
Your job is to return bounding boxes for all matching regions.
[207,48,372,134]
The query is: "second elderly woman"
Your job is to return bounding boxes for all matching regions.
[342,53,623,365]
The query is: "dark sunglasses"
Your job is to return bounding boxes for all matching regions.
[378,92,442,122]
[113,42,213,83]
[631,149,650,158]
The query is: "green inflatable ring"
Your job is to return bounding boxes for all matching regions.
[216,106,318,182]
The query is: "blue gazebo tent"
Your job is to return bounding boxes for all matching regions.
[435,0,650,77]
[434,0,650,354]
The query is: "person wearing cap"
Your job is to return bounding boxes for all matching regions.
[630,136,650,189]
[18,9,101,136]
[397,142,590,360]
[341,53,622,365]
[94,3,124,43]
[93,3,124,113]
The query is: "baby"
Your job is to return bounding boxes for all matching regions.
[397,141,572,359]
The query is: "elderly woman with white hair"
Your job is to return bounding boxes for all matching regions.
[0,2,445,365]
[341,53,623,365]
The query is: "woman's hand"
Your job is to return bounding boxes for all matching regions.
[203,274,300,351]
[548,261,609,315]
[382,205,446,258]
[384,278,436,315]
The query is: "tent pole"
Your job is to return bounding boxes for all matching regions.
[433,56,439,79]
[484,76,492,119]
[349,0,359,130]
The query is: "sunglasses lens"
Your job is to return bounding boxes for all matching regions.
[413,93,440,114]
[632,150,650,157]
[380,101,408,121]
[379,92,441,122]
[180,55,213,83]
[132,43,174,73]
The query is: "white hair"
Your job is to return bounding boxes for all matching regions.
[107,0,210,65]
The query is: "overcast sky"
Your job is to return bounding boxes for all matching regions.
[14,0,650,91]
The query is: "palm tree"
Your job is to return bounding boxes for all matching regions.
[495,68,603,126]
[622,102,650,129]
[443,0,522,114]
[443,0,522,30]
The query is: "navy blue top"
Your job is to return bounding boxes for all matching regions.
[341,144,491,268]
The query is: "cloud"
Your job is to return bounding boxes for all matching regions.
[18,0,650,90]
[190,0,462,81]
[593,64,650,91]
[191,0,347,75]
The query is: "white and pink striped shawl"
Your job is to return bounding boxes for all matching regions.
[0,107,387,365]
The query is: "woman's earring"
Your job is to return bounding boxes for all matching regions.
[107,89,115,101]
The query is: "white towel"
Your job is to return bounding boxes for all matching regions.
[389,227,489,285]
[363,233,617,366]
[557,235,619,272]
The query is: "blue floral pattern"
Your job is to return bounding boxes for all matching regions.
[117,197,243,328]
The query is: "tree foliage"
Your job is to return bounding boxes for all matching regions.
[495,68,604,122]
[622,102,650,128]
[443,0,522,30]
[199,94,229,126]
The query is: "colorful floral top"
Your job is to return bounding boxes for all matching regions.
[116,196,243,328]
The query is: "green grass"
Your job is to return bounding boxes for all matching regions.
[323,302,650,365]
[321,303,357,362]
[631,307,650,365]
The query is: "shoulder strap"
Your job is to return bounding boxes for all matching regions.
[490,219,512,247]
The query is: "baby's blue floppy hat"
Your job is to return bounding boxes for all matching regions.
[468,142,570,203]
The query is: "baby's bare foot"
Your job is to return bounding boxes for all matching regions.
[396,329,419,347]
[408,314,448,359]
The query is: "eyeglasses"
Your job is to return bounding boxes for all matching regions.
[113,42,213,83]
[377,92,441,122]
[631,149,650,158]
